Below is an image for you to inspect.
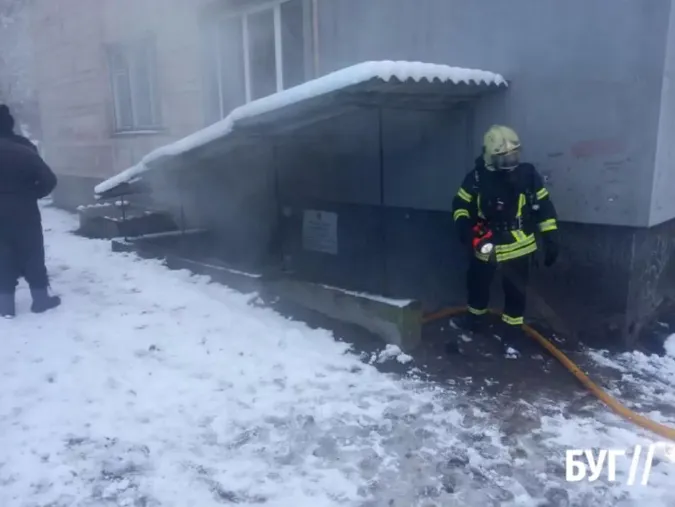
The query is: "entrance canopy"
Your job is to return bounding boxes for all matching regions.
[95,60,507,197]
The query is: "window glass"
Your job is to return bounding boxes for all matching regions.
[281,0,306,89]
[247,9,277,100]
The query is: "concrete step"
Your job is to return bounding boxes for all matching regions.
[78,207,177,239]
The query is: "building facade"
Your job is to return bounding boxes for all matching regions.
[303,0,675,346]
[28,0,318,209]
[30,0,211,208]
[29,0,675,346]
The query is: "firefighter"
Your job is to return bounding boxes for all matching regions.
[451,125,559,356]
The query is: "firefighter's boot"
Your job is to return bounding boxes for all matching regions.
[30,288,61,314]
[499,323,523,359]
[0,292,15,318]
[459,311,488,334]
[446,311,487,355]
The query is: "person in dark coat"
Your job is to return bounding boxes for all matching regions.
[0,137,61,318]
[0,104,38,152]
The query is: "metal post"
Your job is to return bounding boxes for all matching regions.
[272,141,285,271]
[377,107,388,297]
[121,192,128,242]
[178,168,186,238]
[311,0,320,77]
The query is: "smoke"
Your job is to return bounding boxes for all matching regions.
[29,0,318,267]
[0,0,36,130]
[121,0,315,267]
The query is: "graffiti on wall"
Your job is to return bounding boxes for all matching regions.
[570,137,626,159]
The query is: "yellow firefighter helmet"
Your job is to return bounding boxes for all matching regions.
[483,125,521,171]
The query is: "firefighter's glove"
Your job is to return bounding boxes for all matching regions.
[457,220,472,246]
[542,234,559,267]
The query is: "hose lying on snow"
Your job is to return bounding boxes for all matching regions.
[422,306,675,443]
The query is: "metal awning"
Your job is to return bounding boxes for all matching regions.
[95,61,508,198]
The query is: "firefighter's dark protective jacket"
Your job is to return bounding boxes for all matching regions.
[452,157,558,263]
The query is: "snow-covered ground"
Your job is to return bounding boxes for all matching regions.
[1,207,674,507]
[665,334,675,357]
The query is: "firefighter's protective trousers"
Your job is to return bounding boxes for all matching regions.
[466,254,529,327]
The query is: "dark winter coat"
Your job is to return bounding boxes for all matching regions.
[0,132,39,152]
[0,138,57,227]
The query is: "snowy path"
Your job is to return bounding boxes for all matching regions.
[1,207,674,507]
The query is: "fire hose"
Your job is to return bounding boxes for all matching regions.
[422,306,675,442]
[422,225,675,443]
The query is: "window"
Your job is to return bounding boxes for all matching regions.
[205,17,246,124]
[107,36,162,133]
[248,8,277,100]
[206,0,312,120]
[280,0,306,90]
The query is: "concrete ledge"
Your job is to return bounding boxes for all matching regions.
[165,256,263,295]
[111,237,263,295]
[110,238,423,352]
[261,279,422,351]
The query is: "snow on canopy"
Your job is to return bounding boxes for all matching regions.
[94,60,507,195]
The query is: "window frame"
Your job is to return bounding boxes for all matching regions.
[210,0,315,117]
[106,35,163,135]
